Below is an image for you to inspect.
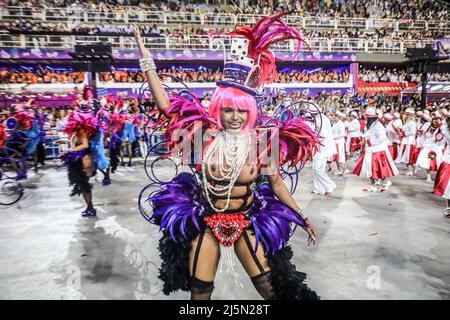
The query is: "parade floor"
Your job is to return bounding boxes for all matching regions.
[1,159,449,300]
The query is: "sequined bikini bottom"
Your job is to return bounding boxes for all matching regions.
[203,213,252,246]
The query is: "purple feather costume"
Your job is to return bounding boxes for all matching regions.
[147,171,319,299]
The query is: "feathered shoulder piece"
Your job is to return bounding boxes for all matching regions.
[63,109,99,138]
[158,94,216,158]
[109,113,125,133]
[256,116,319,168]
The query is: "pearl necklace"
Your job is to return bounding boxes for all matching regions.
[202,131,251,212]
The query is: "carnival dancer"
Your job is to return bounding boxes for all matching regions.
[310,105,337,195]
[96,98,113,185]
[384,113,399,160]
[119,103,136,167]
[331,110,347,176]
[60,101,109,217]
[346,111,362,159]
[132,112,148,159]
[35,106,47,168]
[433,115,450,218]
[400,108,417,175]
[417,112,446,183]
[134,14,320,300]
[353,107,399,192]
[108,111,125,174]
[23,101,44,173]
[413,111,431,174]
[7,104,34,180]
[391,112,404,163]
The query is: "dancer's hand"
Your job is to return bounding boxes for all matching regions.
[306,222,318,247]
[132,24,151,59]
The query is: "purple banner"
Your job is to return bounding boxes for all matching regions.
[1,48,356,62]
[0,93,78,108]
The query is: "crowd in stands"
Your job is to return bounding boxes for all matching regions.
[100,67,352,83]
[0,67,86,84]
[358,68,450,83]
[2,66,449,85]
[0,66,353,84]
[3,21,447,45]
[3,0,449,21]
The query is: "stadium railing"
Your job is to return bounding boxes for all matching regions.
[0,34,442,54]
[1,7,449,33]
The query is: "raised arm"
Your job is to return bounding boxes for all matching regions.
[132,24,171,115]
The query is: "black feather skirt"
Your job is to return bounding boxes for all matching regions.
[67,157,93,196]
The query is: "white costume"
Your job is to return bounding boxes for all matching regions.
[345,118,362,153]
[416,121,430,151]
[416,123,446,171]
[312,113,337,194]
[400,119,417,164]
[331,120,346,163]
[390,117,403,163]
[354,120,399,179]
[433,124,450,199]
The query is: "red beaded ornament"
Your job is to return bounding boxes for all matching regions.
[204,213,251,246]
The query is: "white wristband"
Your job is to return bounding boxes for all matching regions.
[139,57,156,72]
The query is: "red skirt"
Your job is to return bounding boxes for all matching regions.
[353,150,397,179]
[411,146,422,164]
[402,144,417,164]
[433,161,450,197]
[388,143,399,160]
[349,137,362,152]
[352,151,365,175]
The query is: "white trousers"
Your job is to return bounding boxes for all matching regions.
[313,156,336,194]
[139,139,148,158]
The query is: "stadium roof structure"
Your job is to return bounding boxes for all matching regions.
[400,81,450,97]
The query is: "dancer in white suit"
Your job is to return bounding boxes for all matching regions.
[310,106,337,195]
[353,107,399,192]
[331,110,347,175]
[400,108,417,175]
[433,115,450,218]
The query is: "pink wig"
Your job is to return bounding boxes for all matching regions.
[208,86,257,130]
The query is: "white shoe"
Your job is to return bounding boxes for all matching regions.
[426,177,433,184]
[363,186,377,192]
[380,181,392,192]
[405,171,414,176]
[443,209,450,218]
